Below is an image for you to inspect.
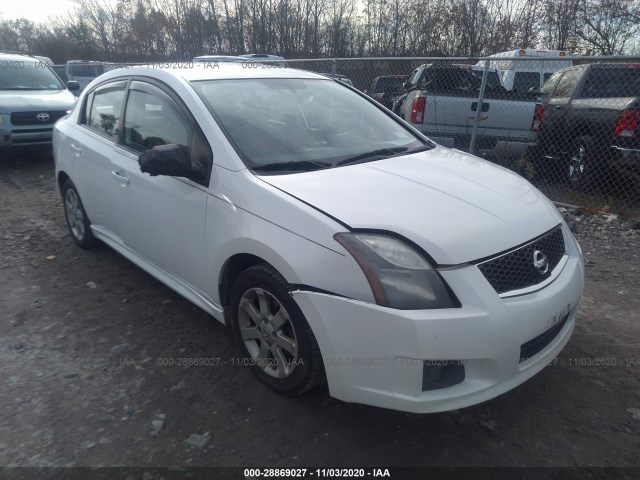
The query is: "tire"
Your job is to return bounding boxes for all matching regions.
[62,179,97,249]
[567,136,599,189]
[229,264,323,395]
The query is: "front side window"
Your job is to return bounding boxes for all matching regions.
[192,78,428,172]
[540,70,564,95]
[87,82,126,138]
[407,68,421,87]
[551,69,581,98]
[123,87,191,152]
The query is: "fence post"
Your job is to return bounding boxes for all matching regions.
[331,58,337,75]
[469,59,490,156]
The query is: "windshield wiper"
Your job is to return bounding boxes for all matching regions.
[336,145,429,166]
[251,160,332,172]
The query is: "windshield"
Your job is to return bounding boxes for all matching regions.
[0,60,65,90]
[191,78,429,172]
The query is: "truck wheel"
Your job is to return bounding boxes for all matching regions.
[229,264,324,395]
[567,136,598,189]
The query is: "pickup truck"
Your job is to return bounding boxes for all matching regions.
[535,63,640,190]
[366,75,408,109]
[393,64,543,159]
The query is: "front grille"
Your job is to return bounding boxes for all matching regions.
[478,226,566,295]
[10,111,67,126]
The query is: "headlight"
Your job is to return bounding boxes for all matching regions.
[335,233,458,309]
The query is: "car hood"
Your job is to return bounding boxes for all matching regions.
[0,90,76,113]
[259,147,562,265]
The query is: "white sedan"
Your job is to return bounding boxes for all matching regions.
[53,64,584,413]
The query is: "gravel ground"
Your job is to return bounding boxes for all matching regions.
[0,153,639,472]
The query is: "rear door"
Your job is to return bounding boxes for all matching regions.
[73,80,128,240]
[540,67,583,153]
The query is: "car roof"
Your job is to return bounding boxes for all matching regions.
[100,63,327,83]
[0,52,41,62]
[67,59,102,64]
[240,54,285,60]
[193,55,246,62]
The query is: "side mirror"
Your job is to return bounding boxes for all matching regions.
[138,144,206,179]
[67,81,80,92]
[403,81,411,90]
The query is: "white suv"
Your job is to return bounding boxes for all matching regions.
[53,64,584,413]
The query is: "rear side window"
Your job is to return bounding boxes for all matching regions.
[419,69,480,91]
[373,77,406,92]
[485,71,501,88]
[86,82,126,138]
[513,72,540,92]
[581,67,640,98]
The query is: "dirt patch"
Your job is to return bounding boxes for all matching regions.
[0,153,639,468]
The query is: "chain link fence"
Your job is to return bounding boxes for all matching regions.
[281,56,640,215]
[46,55,640,214]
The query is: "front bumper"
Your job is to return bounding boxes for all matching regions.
[0,124,54,150]
[292,225,584,413]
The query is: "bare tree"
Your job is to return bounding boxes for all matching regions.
[576,0,640,54]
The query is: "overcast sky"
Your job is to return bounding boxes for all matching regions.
[0,0,76,23]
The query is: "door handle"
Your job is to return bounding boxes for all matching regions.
[111,170,130,186]
[555,105,564,110]
[70,143,82,157]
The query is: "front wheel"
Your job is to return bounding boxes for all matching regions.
[229,264,323,395]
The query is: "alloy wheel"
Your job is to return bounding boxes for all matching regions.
[568,143,586,185]
[237,287,299,379]
[65,188,85,241]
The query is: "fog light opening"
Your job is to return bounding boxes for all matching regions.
[422,361,465,391]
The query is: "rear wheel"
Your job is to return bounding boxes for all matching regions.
[229,264,323,395]
[62,179,96,249]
